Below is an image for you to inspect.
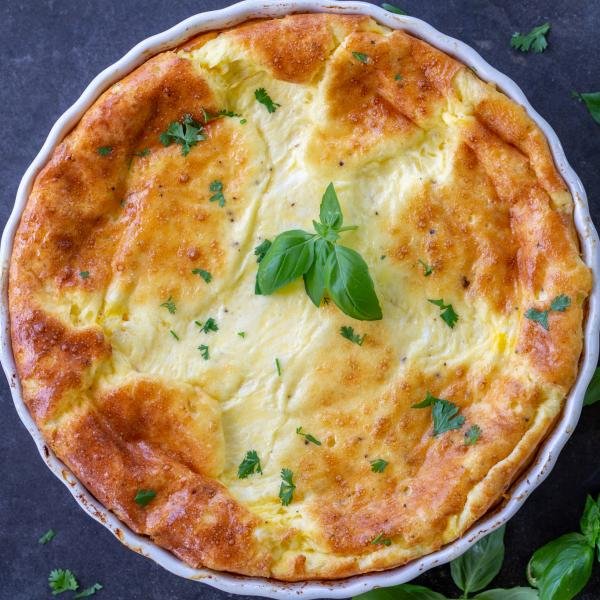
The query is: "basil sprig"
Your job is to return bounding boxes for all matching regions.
[256,183,382,321]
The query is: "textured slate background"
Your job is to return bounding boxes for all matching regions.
[1,1,599,598]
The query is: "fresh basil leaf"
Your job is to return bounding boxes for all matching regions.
[257,230,315,295]
[326,245,382,321]
[451,526,505,595]
[304,238,331,306]
[574,91,600,125]
[352,584,446,600]
[320,182,343,229]
[584,367,600,406]
[381,3,407,15]
[580,495,600,547]
[473,588,539,600]
[527,532,593,600]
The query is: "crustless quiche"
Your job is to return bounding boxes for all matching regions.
[9,14,592,580]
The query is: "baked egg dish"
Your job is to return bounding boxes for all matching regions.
[8,13,592,580]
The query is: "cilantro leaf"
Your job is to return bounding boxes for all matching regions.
[418,259,433,276]
[370,458,388,473]
[352,51,369,64]
[159,114,206,156]
[198,344,210,360]
[39,529,56,544]
[160,296,176,314]
[49,569,79,595]
[192,268,212,283]
[573,91,600,125]
[550,294,571,312]
[202,107,243,123]
[254,239,272,263]
[371,533,392,546]
[381,3,407,14]
[275,358,282,376]
[169,330,180,341]
[395,73,403,81]
[511,22,550,53]
[255,88,281,113]
[97,146,112,156]
[584,367,600,406]
[464,424,482,445]
[196,317,218,334]
[74,583,103,598]
[79,271,90,279]
[237,331,246,338]
[134,489,156,506]
[525,307,549,330]
[237,450,262,478]
[279,468,296,506]
[412,392,465,436]
[296,426,322,446]
[209,180,226,207]
[340,326,365,346]
[428,298,458,328]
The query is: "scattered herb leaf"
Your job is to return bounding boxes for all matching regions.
[340,325,365,346]
[159,114,206,156]
[279,468,296,506]
[372,533,392,546]
[525,294,571,331]
[79,271,89,279]
[39,529,56,545]
[237,450,262,478]
[74,583,103,598]
[254,239,272,263]
[352,51,369,64]
[511,22,550,53]
[584,367,600,406]
[573,91,600,125]
[196,317,218,334]
[97,146,112,156]
[237,331,246,338]
[49,569,79,595]
[255,88,281,113]
[395,73,403,81]
[370,459,388,473]
[160,296,176,314]
[428,298,458,328]
[550,294,571,312]
[133,148,150,157]
[275,358,282,376]
[192,268,212,283]
[169,330,180,341]
[381,3,407,14]
[134,489,156,507]
[198,344,210,360]
[209,180,226,207]
[296,426,322,446]
[464,424,482,446]
[412,392,465,436]
[418,259,433,276]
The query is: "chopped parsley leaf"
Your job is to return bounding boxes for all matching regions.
[254,239,272,263]
[275,358,282,376]
[381,3,407,14]
[209,180,226,207]
[254,88,281,113]
[133,148,150,157]
[412,392,466,436]
[134,489,156,506]
[198,344,210,360]
[428,298,458,328]
[48,569,78,595]
[279,468,295,506]
[371,533,392,546]
[97,146,112,156]
[340,325,365,346]
[202,107,242,123]
[79,271,90,279]
[370,458,388,473]
[196,317,218,334]
[159,114,206,156]
[160,296,176,314]
[39,529,56,544]
[418,259,433,276]
[240,118,248,125]
[395,73,403,81]
[352,51,369,64]
[296,426,322,446]
[525,294,571,330]
[170,330,180,341]
[74,583,103,598]
[237,331,246,338]
[238,450,262,478]
[464,424,482,446]
[510,22,550,53]
[192,268,212,283]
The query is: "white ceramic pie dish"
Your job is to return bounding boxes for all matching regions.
[1,1,598,598]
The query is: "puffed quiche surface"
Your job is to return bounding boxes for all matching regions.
[9,14,591,580]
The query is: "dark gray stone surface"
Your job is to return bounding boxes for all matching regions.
[1,1,599,598]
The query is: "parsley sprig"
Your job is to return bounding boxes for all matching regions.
[256,183,382,321]
[525,294,571,331]
[279,468,296,506]
[160,296,176,314]
[192,268,212,283]
[511,22,550,53]
[255,88,281,113]
[209,180,226,207]
[196,317,218,334]
[159,114,206,156]
[412,392,465,436]
[238,450,262,478]
[371,533,392,546]
[39,529,56,544]
[48,569,79,595]
[370,458,388,473]
[340,326,365,346]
